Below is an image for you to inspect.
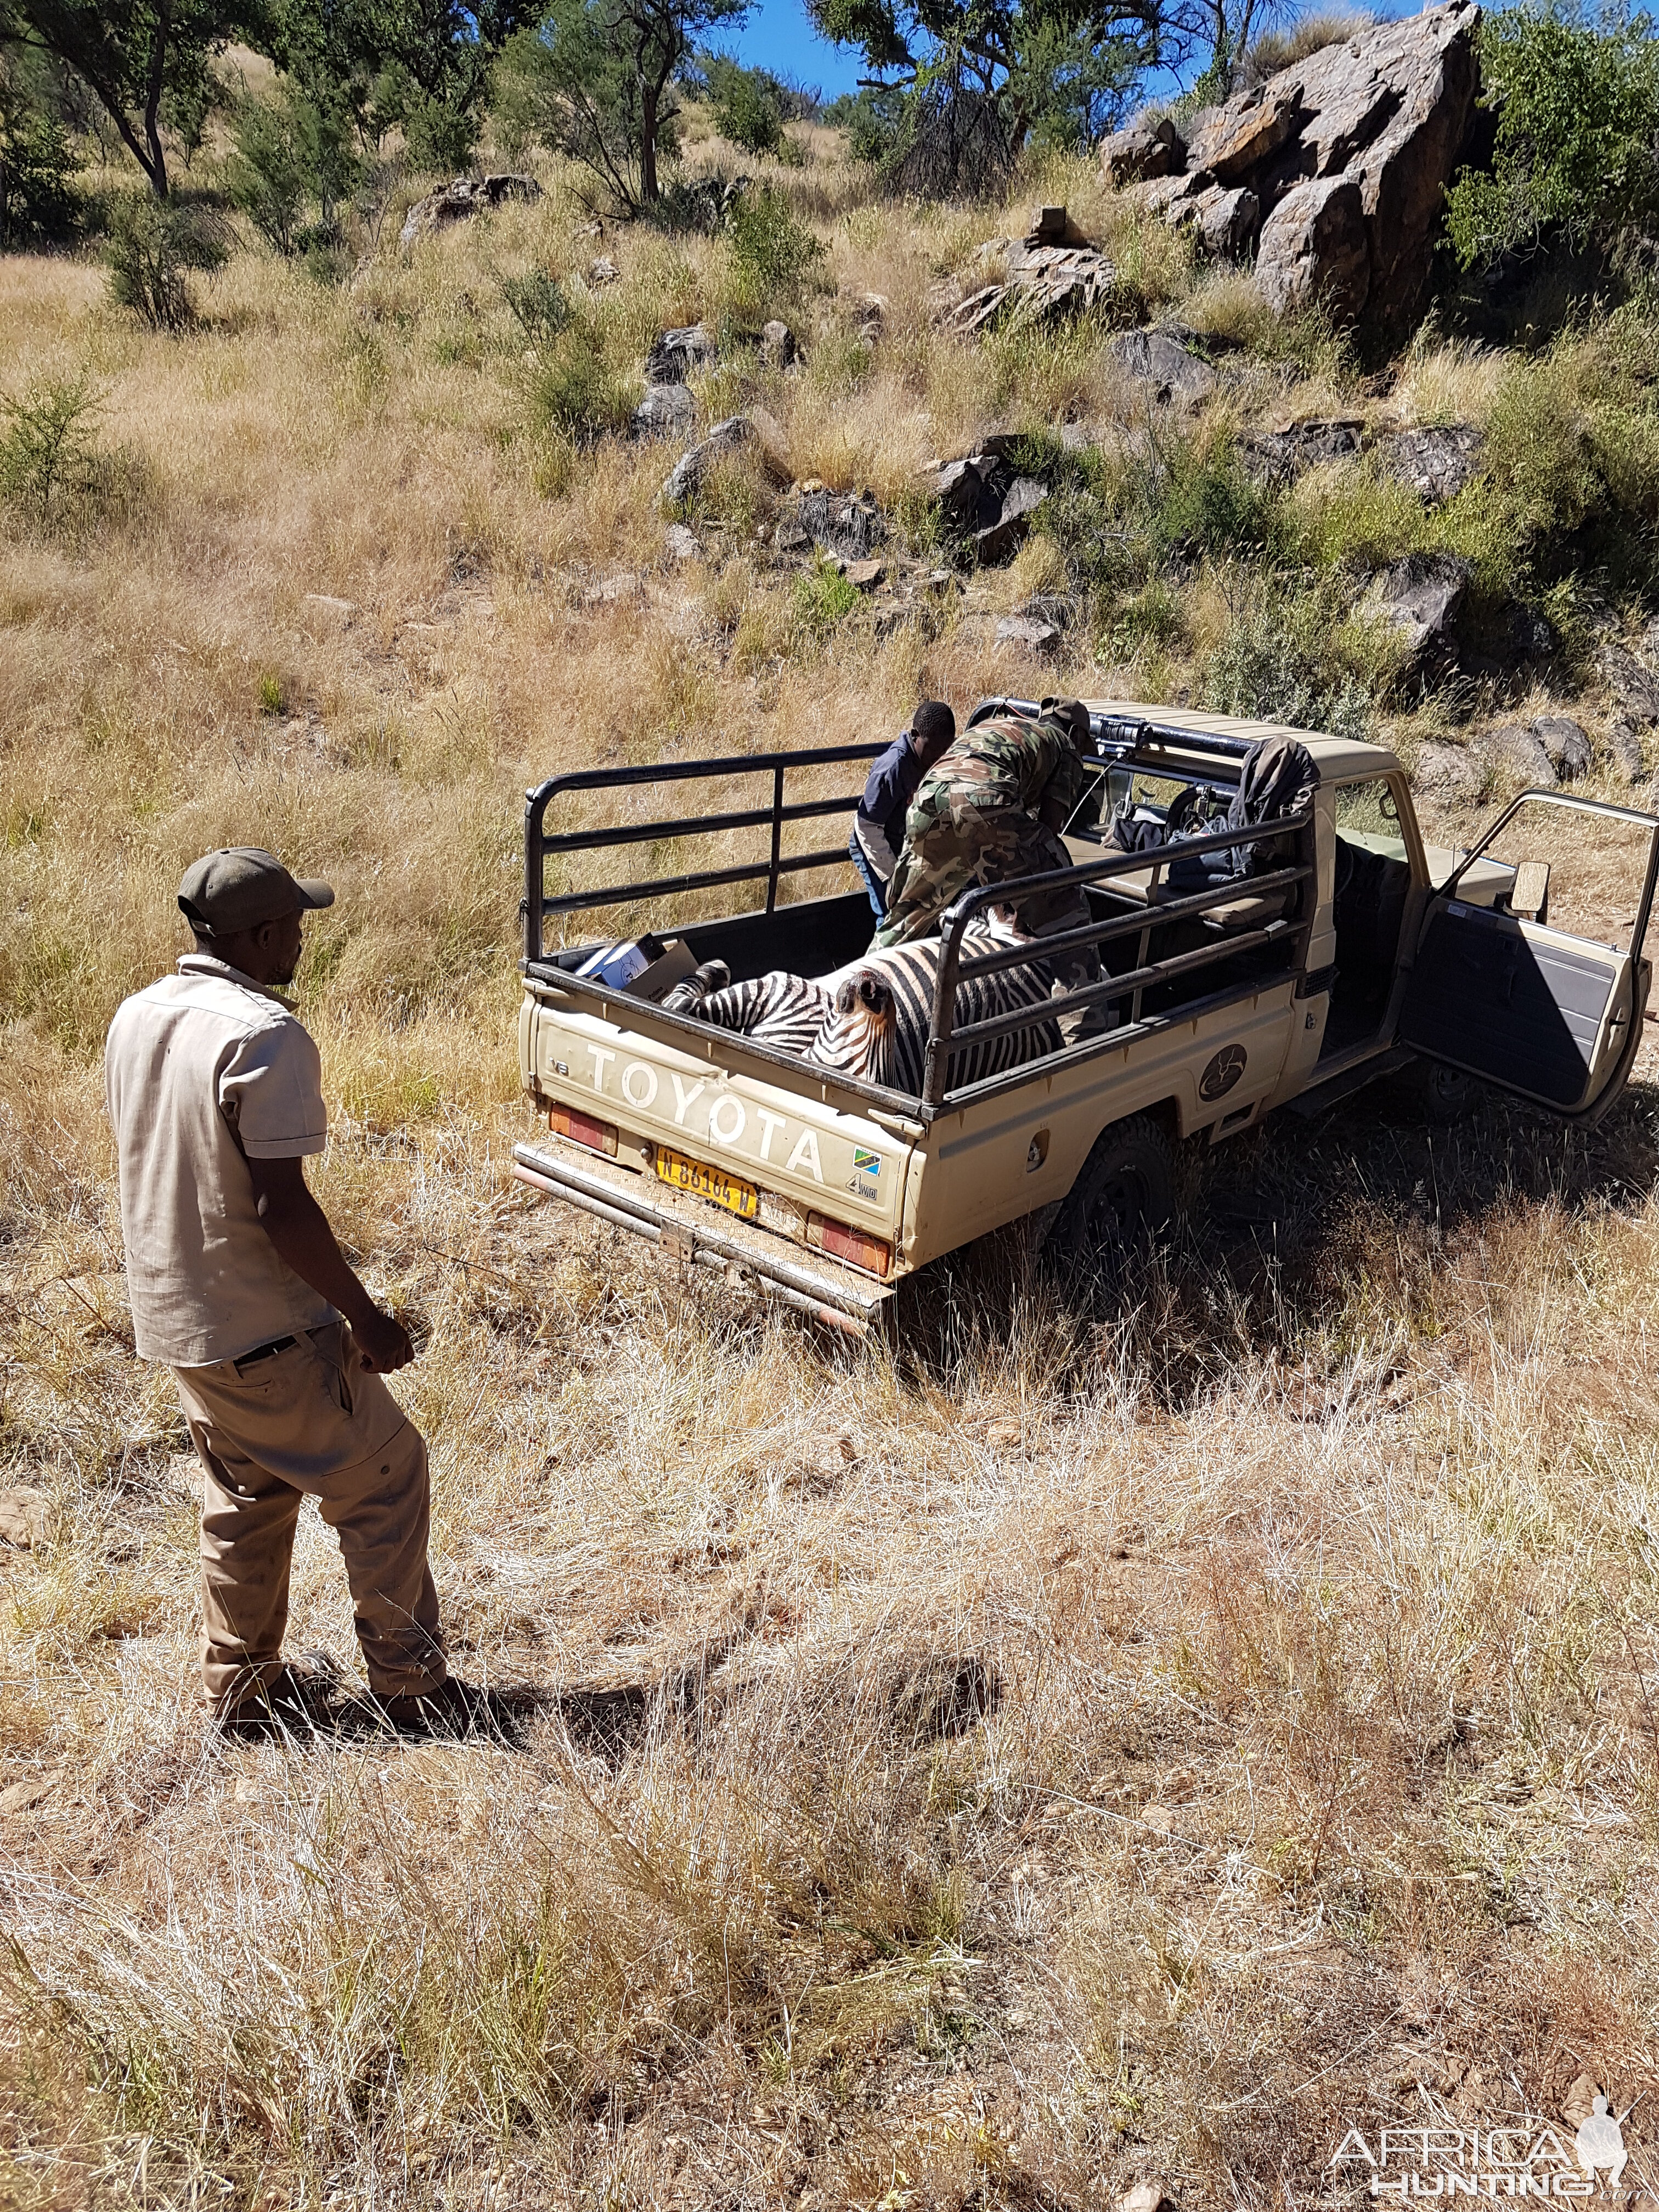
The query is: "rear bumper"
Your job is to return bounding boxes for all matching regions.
[511,1141,895,1334]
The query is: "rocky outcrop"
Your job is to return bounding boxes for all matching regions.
[399,173,541,252]
[941,206,1120,337]
[1107,329,1217,408]
[1111,3,1481,330]
[1363,552,1471,673]
[646,324,715,385]
[1100,112,1183,185]
[632,383,695,439]
[917,443,1049,565]
[1376,424,1482,503]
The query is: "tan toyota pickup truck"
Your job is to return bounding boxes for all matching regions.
[513,699,1659,1333]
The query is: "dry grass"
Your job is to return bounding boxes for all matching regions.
[4,133,1659,2211]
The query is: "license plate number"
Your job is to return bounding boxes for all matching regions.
[654,1146,759,1220]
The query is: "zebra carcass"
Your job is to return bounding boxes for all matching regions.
[662,919,1101,1096]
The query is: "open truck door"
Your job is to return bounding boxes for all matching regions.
[1400,790,1659,1122]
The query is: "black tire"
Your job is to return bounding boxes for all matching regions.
[1412,1056,1475,1125]
[1042,1113,1178,1282]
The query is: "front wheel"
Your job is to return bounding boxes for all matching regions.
[1042,1114,1177,1283]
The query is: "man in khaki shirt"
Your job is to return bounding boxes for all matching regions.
[106,848,479,1739]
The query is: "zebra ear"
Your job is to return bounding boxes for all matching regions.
[834,978,860,1015]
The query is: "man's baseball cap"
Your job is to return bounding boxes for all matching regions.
[177,848,334,936]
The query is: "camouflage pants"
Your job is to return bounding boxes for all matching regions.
[876,803,1070,950]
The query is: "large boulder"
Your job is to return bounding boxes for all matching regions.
[1257,176,1370,320]
[1101,112,1184,185]
[1107,329,1217,408]
[1118,2,1481,331]
[1362,552,1471,673]
[399,173,541,252]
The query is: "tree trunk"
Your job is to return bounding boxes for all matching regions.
[143,0,173,196]
[640,81,658,204]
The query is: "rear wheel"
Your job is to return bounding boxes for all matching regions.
[1042,1114,1177,1282]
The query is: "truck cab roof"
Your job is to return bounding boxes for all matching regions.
[1075,697,1403,785]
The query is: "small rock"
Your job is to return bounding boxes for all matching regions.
[773,517,812,555]
[1482,720,1558,787]
[631,382,695,439]
[645,323,716,386]
[1107,329,1216,408]
[0,1768,63,1817]
[1060,421,1094,452]
[1100,111,1185,186]
[1364,552,1470,672]
[1412,739,1483,806]
[582,572,643,607]
[588,256,619,285]
[1118,2183,1176,2212]
[1140,1804,1175,1834]
[995,614,1063,656]
[1506,600,1559,661]
[663,523,702,561]
[1248,417,1366,483]
[759,318,799,367]
[974,476,1047,565]
[661,413,791,508]
[854,292,887,340]
[843,558,886,591]
[302,592,356,622]
[0,1486,47,1549]
[1600,639,1659,725]
[1533,715,1591,780]
[1377,424,1483,505]
[1606,719,1645,784]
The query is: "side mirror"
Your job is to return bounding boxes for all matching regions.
[1509,859,1550,924]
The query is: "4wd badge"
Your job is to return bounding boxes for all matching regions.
[1200,1043,1248,1101]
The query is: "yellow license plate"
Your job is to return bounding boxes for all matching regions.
[654,1146,759,1220]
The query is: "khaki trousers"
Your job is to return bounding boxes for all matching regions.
[173,1322,445,1712]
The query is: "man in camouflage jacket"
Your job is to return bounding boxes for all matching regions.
[873,701,1093,950]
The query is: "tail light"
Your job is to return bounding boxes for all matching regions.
[549,1102,617,1157]
[806,1212,891,1278]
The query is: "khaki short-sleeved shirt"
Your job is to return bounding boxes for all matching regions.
[105,954,337,1367]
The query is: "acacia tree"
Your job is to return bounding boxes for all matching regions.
[0,0,256,194]
[495,0,748,212]
[813,0,1163,187]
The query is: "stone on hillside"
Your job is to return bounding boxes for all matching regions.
[1600,639,1659,724]
[1481,720,1557,787]
[1117,2184,1177,2212]
[1364,552,1470,671]
[663,523,702,561]
[995,613,1063,656]
[760,318,799,367]
[1132,2,1480,330]
[1248,417,1365,483]
[943,210,1119,337]
[843,558,886,591]
[855,292,888,339]
[632,382,696,440]
[1607,719,1645,784]
[1377,424,1482,504]
[1107,329,1216,408]
[1533,715,1591,780]
[1191,183,1260,259]
[645,323,716,386]
[974,477,1047,564]
[1101,111,1184,186]
[1190,84,1297,182]
[399,172,541,252]
[588,256,619,285]
[1256,174,1369,320]
[0,1486,47,1549]
[661,413,791,507]
[799,487,885,560]
[1413,738,1483,806]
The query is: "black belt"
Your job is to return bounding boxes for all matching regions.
[233,1334,298,1374]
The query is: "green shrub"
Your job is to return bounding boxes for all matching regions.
[403,92,478,176]
[791,554,859,640]
[225,94,306,255]
[1197,577,1386,741]
[0,377,100,526]
[104,197,226,331]
[525,328,635,442]
[705,55,785,156]
[0,48,78,248]
[1445,8,1659,270]
[502,269,572,345]
[726,184,825,311]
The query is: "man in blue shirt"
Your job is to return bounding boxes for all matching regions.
[849,700,957,918]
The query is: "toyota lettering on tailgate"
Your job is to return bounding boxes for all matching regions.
[583,1044,825,1183]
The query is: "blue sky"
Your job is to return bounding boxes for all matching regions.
[726,0,1430,105]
